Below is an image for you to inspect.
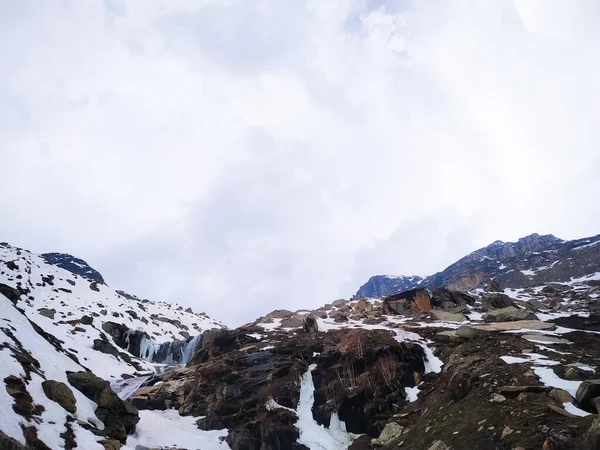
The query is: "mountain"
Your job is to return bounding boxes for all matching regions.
[0,242,225,449]
[41,252,106,284]
[355,233,600,297]
[355,275,423,298]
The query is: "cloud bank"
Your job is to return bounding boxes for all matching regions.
[1,0,599,325]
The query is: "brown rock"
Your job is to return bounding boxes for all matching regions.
[41,380,77,414]
[548,403,578,419]
[37,308,56,319]
[549,388,574,403]
[102,439,122,450]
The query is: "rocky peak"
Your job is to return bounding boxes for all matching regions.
[355,275,423,298]
[41,252,106,284]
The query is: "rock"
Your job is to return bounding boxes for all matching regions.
[280,315,305,328]
[371,422,403,447]
[264,309,294,319]
[354,298,373,313]
[427,441,450,450]
[565,366,582,380]
[67,371,139,443]
[584,415,600,450]
[591,397,600,414]
[90,281,100,292]
[486,279,503,292]
[430,310,467,322]
[0,430,29,450]
[484,306,537,323]
[490,393,506,403]
[331,299,347,308]
[329,310,348,322]
[576,380,600,413]
[436,330,464,343]
[102,439,122,450]
[521,334,571,344]
[501,426,514,439]
[80,315,94,325]
[525,299,546,311]
[302,314,318,333]
[38,308,56,319]
[481,293,515,311]
[548,403,578,419]
[455,320,554,338]
[498,386,552,394]
[549,388,574,403]
[41,380,77,414]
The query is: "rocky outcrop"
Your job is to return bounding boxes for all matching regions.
[483,306,538,323]
[356,275,423,298]
[66,372,139,443]
[41,253,106,284]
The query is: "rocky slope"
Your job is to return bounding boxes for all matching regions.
[356,233,600,297]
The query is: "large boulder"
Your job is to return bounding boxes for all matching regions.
[302,314,318,333]
[67,372,139,443]
[41,380,77,414]
[371,422,403,447]
[484,306,537,323]
[430,310,467,322]
[481,293,515,311]
[576,380,600,413]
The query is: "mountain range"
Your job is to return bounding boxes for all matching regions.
[356,233,600,298]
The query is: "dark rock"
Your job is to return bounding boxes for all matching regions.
[42,253,105,284]
[302,314,318,333]
[37,308,56,320]
[90,282,100,292]
[484,307,537,322]
[356,275,423,298]
[0,283,27,305]
[41,380,77,414]
[80,315,94,325]
[0,430,29,449]
[66,372,139,443]
[576,380,600,413]
[481,294,515,311]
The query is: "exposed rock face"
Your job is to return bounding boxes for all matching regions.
[356,275,423,298]
[302,314,318,333]
[41,252,106,284]
[66,372,139,443]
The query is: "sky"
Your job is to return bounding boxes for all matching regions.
[1,0,600,326]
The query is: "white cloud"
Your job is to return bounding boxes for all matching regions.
[1,0,599,325]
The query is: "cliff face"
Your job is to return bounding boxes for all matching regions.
[356,275,423,298]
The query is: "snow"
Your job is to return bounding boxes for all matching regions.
[500,353,559,366]
[112,375,151,400]
[405,385,420,402]
[533,367,582,397]
[0,347,27,443]
[296,364,357,450]
[563,402,591,417]
[419,343,443,373]
[247,333,264,340]
[0,244,224,379]
[521,269,536,276]
[124,409,230,450]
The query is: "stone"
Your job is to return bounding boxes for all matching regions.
[279,315,304,328]
[455,320,554,338]
[481,293,515,311]
[371,422,404,447]
[0,430,29,450]
[549,388,574,403]
[354,298,373,313]
[498,385,552,394]
[90,281,100,292]
[484,306,537,323]
[427,441,450,450]
[430,310,467,322]
[501,426,514,439]
[436,330,464,343]
[521,334,571,344]
[41,380,77,414]
[302,313,319,333]
[576,380,600,413]
[525,299,546,311]
[584,415,600,450]
[591,397,600,414]
[80,315,94,325]
[565,366,582,380]
[490,393,506,403]
[38,308,56,319]
[102,439,123,450]
[548,404,578,418]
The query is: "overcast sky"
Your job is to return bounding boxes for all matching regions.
[1,1,599,326]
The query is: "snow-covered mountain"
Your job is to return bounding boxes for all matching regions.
[355,233,600,297]
[0,243,225,449]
